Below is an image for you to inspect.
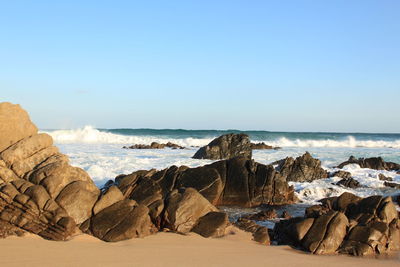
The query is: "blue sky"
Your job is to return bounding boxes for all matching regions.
[1,1,399,132]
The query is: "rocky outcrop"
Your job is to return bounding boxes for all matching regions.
[337,156,400,171]
[123,142,184,150]
[330,170,352,179]
[250,142,281,150]
[113,156,297,208]
[273,152,329,182]
[274,192,400,256]
[193,133,252,160]
[235,218,270,245]
[336,178,360,188]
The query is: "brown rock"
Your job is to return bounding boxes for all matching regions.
[163,188,218,234]
[93,186,124,215]
[191,211,229,238]
[0,102,38,153]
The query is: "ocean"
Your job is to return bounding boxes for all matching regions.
[43,126,400,221]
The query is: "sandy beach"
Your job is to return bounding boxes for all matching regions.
[1,227,399,267]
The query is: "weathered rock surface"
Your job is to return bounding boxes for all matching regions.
[193,133,252,160]
[191,211,229,238]
[274,152,329,182]
[330,170,352,179]
[114,156,297,208]
[337,156,400,171]
[123,142,185,150]
[235,218,270,245]
[274,192,400,256]
[336,177,360,188]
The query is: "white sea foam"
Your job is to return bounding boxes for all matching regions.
[44,126,400,148]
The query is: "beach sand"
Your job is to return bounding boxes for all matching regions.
[0,227,399,267]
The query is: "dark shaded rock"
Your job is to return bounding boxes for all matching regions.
[337,156,400,171]
[330,170,352,179]
[89,199,156,242]
[244,209,277,221]
[116,156,297,208]
[274,152,329,182]
[251,142,281,150]
[384,181,400,189]
[191,211,229,238]
[305,205,330,218]
[281,211,291,219]
[378,174,393,181]
[253,226,270,245]
[193,133,252,160]
[336,177,360,188]
[123,142,184,150]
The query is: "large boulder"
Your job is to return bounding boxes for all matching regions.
[0,102,99,239]
[191,211,229,238]
[193,133,252,160]
[0,102,38,153]
[274,152,329,182]
[337,156,400,171]
[163,188,218,234]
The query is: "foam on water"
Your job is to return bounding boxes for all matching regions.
[46,126,400,207]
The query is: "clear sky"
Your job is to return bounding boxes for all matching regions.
[1,1,399,132]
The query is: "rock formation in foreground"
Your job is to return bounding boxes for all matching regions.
[192,133,252,160]
[273,192,400,256]
[337,156,400,171]
[0,102,228,242]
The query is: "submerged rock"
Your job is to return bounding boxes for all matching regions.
[193,133,252,160]
[337,156,400,171]
[123,142,185,150]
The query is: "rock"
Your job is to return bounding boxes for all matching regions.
[116,156,297,208]
[384,181,400,189]
[0,102,38,153]
[274,152,329,182]
[281,211,291,219]
[330,170,352,179]
[163,188,218,234]
[336,177,360,188]
[89,199,156,242]
[251,142,281,150]
[378,174,392,181]
[191,211,229,238]
[245,209,277,221]
[337,156,400,171]
[235,218,270,245]
[123,142,185,149]
[93,186,124,215]
[193,133,252,160]
[274,193,399,256]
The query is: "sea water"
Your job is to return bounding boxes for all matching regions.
[43,126,400,222]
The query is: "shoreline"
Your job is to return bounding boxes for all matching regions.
[1,227,399,267]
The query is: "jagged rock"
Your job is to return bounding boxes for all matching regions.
[378,174,392,181]
[89,199,156,242]
[0,102,38,152]
[191,211,229,238]
[336,178,360,188]
[193,133,252,160]
[330,170,352,179]
[163,188,218,234]
[244,209,277,221]
[123,142,184,150]
[384,181,400,189]
[274,152,329,182]
[115,156,297,208]
[274,193,399,256]
[250,142,280,150]
[337,156,400,171]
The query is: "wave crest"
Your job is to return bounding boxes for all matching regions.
[42,126,400,148]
